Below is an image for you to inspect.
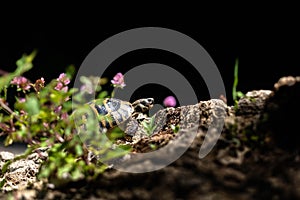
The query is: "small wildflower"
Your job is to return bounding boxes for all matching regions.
[11,76,31,91]
[18,98,26,103]
[61,112,68,120]
[80,85,93,94]
[54,106,62,113]
[20,110,27,115]
[61,86,68,93]
[55,82,64,91]
[57,73,70,85]
[163,96,177,107]
[43,122,49,128]
[111,72,126,88]
[33,77,45,92]
[79,76,105,94]
[54,73,70,92]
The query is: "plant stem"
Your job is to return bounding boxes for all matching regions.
[0,98,20,120]
[0,69,9,75]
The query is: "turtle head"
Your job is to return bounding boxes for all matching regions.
[132,98,154,113]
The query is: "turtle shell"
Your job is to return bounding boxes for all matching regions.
[88,98,134,130]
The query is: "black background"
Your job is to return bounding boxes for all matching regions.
[1,7,299,106]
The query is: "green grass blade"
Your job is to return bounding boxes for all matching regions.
[232,59,239,102]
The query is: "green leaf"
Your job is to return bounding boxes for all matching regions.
[75,144,83,156]
[66,65,76,79]
[16,50,37,71]
[97,91,108,99]
[118,144,131,151]
[236,91,244,98]
[4,136,13,146]
[149,143,157,150]
[24,96,40,115]
[142,115,157,136]
[0,50,37,93]
[38,167,51,179]
[57,164,72,178]
[71,168,83,181]
[100,147,131,162]
[170,124,179,133]
[0,179,6,188]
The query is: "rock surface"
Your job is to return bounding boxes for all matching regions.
[1,76,300,199]
[0,148,48,192]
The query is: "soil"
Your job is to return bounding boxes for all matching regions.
[1,76,300,200]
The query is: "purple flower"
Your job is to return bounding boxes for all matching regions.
[18,98,26,103]
[55,82,63,90]
[43,122,49,128]
[61,86,68,93]
[111,72,126,88]
[11,76,31,91]
[57,73,70,85]
[163,96,177,107]
[80,84,94,94]
[61,112,68,120]
[54,73,70,92]
[54,105,62,113]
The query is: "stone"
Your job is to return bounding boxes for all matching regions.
[0,151,14,161]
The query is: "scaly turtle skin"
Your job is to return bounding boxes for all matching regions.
[78,98,154,135]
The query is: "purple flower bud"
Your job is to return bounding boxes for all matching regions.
[62,86,68,93]
[54,105,62,113]
[34,77,45,92]
[80,85,94,94]
[55,82,64,91]
[163,96,177,107]
[61,112,68,120]
[19,98,26,103]
[11,76,31,91]
[54,73,70,92]
[111,72,126,88]
[43,122,49,128]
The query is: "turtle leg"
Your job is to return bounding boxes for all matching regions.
[124,118,139,136]
[120,116,153,141]
[116,116,139,136]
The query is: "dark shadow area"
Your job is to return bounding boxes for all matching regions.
[0,20,299,105]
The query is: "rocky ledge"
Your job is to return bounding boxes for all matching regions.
[1,76,300,199]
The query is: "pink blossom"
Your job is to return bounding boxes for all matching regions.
[54,73,70,92]
[43,122,49,128]
[57,73,70,85]
[163,96,177,107]
[20,110,27,115]
[111,72,126,88]
[54,82,68,93]
[55,82,64,90]
[54,106,62,113]
[11,76,31,91]
[61,112,68,120]
[62,86,68,93]
[80,85,93,94]
[18,98,26,103]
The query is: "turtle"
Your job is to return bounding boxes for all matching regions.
[75,98,154,136]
